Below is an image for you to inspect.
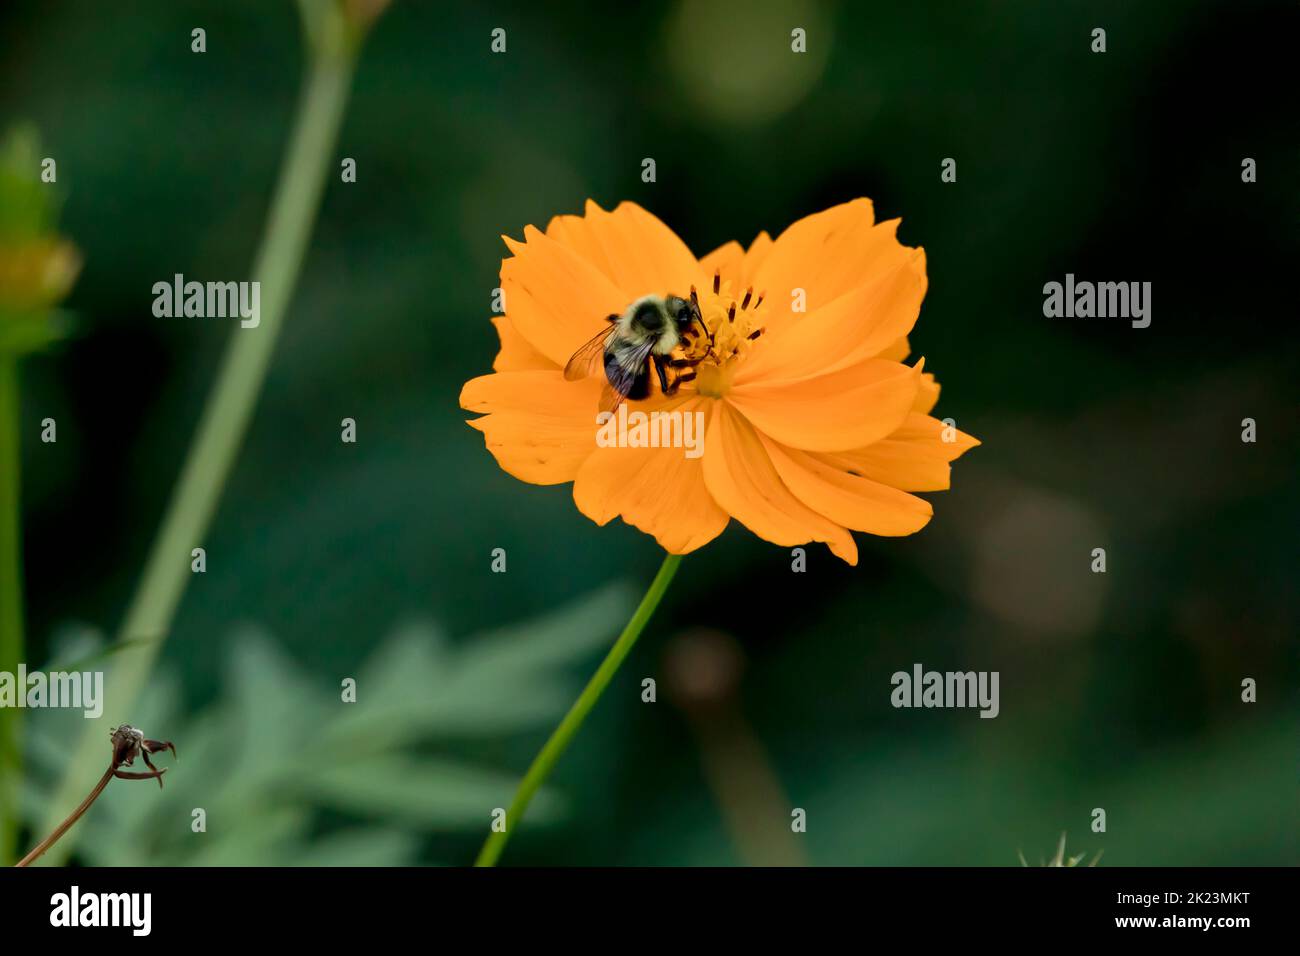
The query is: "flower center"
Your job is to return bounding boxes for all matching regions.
[676,271,766,399]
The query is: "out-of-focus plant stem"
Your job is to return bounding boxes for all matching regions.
[0,357,23,864]
[34,1,366,865]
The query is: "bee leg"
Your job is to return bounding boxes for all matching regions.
[652,354,671,395]
[674,370,697,386]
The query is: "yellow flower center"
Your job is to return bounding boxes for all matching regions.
[674,273,766,399]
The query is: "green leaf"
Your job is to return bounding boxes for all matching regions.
[21,582,634,865]
[301,755,565,830]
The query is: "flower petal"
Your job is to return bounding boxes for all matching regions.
[461,370,603,484]
[701,232,774,292]
[702,402,857,563]
[727,358,921,453]
[699,240,745,283]
[500,224,630,366]
[739,239,926,381]
[741,231,774,286]
[824,412,980,492]
[546,200,705,301]
[914,371,940,414]
[760,434,934,536]
[491,316,555,372]
[751,199,873,305]
[750,199,925,322]
[573,396,727,554]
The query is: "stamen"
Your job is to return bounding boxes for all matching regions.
[747,327,765,340]
[755,291,765,309]
[712,270,720,295]
[741,288,752,310]
[727,303,736,323]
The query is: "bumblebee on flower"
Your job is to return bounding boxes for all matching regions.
[461,197,979,564]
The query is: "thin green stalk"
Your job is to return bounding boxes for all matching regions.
[34,8,362,865]
[0,357,24,864]
[475,553,683,867]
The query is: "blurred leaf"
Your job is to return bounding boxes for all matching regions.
[324,581,634,745]
[0,124,54,240]
[21,583,634,865]
[303,756,564,829]
[290,827,419,867]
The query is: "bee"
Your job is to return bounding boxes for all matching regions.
[564,292,710,412]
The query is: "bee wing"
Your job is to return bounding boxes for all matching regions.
[599,338,657,414]
[599,381,628,415]
[564,327,614,381]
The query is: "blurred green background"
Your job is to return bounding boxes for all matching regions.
[1,0,1296,865]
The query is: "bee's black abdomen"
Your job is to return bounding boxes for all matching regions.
[604,352,652,400]
[627,365,651,400]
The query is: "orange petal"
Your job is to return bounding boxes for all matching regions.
[702,402,857,564]
[573,396,728,554]
[913,371,940,413]
[491,316,556,372]
[699,240,745,287]
[545,200,705,301]
[543,211,622,294]
[750,199,925,323]
[727,358,921,453]
[461,370,603,485]
[760,435,934,536]
[738,241,926,381]
[500,224,630,366]
[741,231,774,285]
[825,412,979,492]
[752,199,873,306]
[878,335,911,362]
[700,232,774,292]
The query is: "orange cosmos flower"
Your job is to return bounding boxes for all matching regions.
[460,198,978,564]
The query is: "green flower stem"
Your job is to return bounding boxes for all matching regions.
[0,357,24,865]
[475,553,683,867]
[34,8,361,865]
